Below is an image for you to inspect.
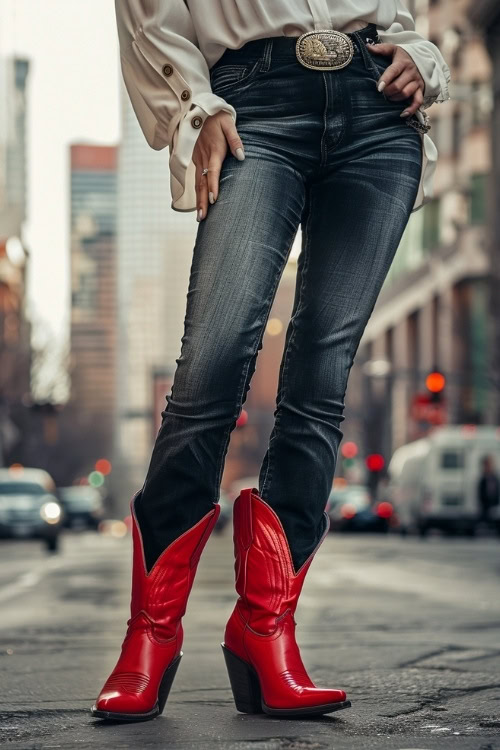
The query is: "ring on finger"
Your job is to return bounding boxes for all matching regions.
[201,167,209,176]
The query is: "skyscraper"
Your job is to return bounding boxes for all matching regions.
[69,144,117,469]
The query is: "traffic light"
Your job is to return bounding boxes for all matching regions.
[365,453,385,501]
[95,458,112,475]
[365,453,385,472]
[341,441,358,459]
[425,369,446,404]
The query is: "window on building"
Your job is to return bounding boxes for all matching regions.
[441,450,464,470]
[469,173,487,225]
[470,80,488,128]
[422,198,440,252]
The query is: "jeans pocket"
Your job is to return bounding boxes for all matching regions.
[367,49,392,81]
[210,59,262,96]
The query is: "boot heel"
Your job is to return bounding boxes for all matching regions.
[221,643,263,714]
[157,652,182,714]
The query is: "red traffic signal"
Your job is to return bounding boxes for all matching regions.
[365,453,385,472]
[95,458,112,475]
[341,441,358,459]
[425,370,446,393]
[425,370,446,405]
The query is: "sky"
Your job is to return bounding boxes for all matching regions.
[1,0,120,343]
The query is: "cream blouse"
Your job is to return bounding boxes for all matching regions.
[114,0,451,214]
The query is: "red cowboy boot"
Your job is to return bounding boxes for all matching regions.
[222,487,350,716]
[91,492,220,721]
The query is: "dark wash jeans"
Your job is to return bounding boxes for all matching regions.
[136,24,423,572]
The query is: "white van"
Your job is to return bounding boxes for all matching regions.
[386,425,500,536]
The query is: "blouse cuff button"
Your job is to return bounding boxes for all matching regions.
[181,90,191,101]
[162,64,173,77]
[191,116,203,129]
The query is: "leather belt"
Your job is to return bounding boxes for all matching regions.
[216,24,380,68]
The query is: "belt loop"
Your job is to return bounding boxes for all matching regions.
[351,29,378,77]
[260,38,273,72]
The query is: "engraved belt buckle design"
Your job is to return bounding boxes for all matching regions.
[296,29,354,71]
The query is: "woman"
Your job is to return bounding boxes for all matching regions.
[91,0,451,722]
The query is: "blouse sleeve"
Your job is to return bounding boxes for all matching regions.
[114,0,237,211]
[376,0,451,109]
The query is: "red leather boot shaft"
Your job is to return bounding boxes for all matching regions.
[93,494,219,718]
[224,487,348,714]
[230,487,326,633]
[129,498,217,636]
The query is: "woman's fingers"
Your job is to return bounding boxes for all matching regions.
[377,60,406,95]
[207,115,245,204]
[383,69,418,100]
[400,85,424,117]
[367,42,401,92]
[220,116,245,161]
[367,42,425,115]
[207,160,221,205]
[194,159,209,222]
[192,111,245,220]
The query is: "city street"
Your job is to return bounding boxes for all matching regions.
[1,2,500,750]
[0,528,499,749]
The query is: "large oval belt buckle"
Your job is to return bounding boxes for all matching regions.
[296,29,354,71]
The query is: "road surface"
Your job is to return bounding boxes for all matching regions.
[0,527,499,749]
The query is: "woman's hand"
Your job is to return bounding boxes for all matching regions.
[367,42,425,117]
[192,111,245,221]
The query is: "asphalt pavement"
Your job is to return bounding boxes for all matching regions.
[0,525,499,750]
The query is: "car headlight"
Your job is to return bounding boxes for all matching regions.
[40,502,61,524]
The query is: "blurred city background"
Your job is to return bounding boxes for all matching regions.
[1,2,500,746]
[1,0,499,540]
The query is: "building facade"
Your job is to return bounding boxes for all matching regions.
[69,144,117,471]
[0,56,31,465]
[344,0,498,469]
[468,0,500,427]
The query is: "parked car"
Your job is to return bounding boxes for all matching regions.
[327,483,394,533]
[0,467,63,551]
[58,485,105,530]
[386,425,500,537]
